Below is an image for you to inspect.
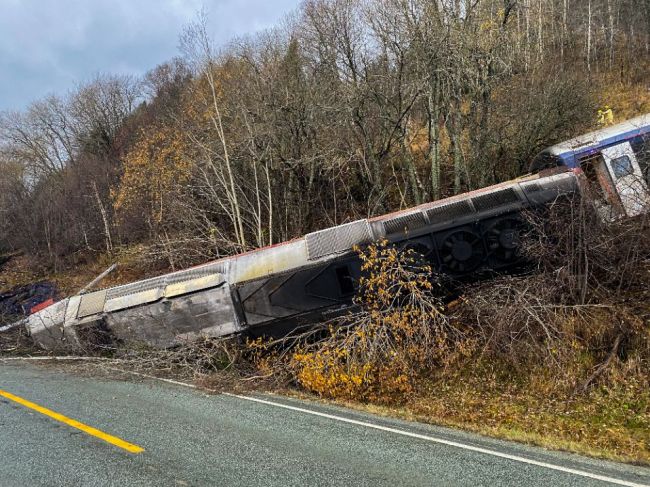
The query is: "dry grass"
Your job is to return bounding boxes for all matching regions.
[303,355,649,465]
[0,327,36,355]
[299,382,648,465]
[596,75,650,122]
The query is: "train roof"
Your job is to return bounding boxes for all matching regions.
[546,113,650,158]
[71,169,569,300]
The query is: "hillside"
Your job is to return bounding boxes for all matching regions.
[1,0,649,465]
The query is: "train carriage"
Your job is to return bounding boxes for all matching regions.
[531,113,650,217]
[20,114,650,351]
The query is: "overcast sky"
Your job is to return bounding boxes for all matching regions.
[0,0,301,112]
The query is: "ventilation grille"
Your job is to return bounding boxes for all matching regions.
[77,290,107,318]
[522,182,542,194]
[383,212,426,235]
[471,188,520,212]
[306,220,372,260]
[164,262,228,286]
[106,277,167,300]
[102,261,229,301]
[426,200,474,224]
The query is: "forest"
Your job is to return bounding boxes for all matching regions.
[1,0,649,273]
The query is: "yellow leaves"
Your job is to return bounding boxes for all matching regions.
[292,350,370,398]
[286,241,453,404]
[291,348,413,402]
[114,123,192,223]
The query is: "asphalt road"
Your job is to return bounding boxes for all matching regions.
[0,361,648,487]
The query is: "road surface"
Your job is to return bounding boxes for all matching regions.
[0,361,648,486]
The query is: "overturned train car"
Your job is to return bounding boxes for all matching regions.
[24,171,578,350]
[23,114,650,351]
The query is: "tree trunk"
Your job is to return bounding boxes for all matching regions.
[447,107,463,194]
[428,83,441,200]
[92,181,113,253]
[587,0,592,72]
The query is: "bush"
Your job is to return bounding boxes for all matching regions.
[455,196,650,393]
[289,240,465,403]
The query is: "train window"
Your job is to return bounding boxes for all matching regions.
[335,265,355,295]
[611,155,634,179]
[631,133,650,184]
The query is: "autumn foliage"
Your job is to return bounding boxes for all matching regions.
[114,124,192,225]
[289,241,462,403]
[3,1,650,269]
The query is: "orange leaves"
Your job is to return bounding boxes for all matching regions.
[291,348,413,402]
[113,124,192,224]
[289,241,456,404]
[292,351,371,399]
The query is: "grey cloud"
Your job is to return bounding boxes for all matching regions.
[0,0,300,111]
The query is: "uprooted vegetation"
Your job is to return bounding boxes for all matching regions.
[287,241,461,402]
[276,199,649,466]
[4,196,649,462]
[433,200,649,462]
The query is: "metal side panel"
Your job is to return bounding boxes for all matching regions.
[104,288,165,313]
[236,255,362,328]
[77,290,107,319]
[25,298,69,349]
[64,295,81,324]
[305,219,372,261]
[229,239,310,284]
[165,273,226,298]
[105,283,240,348]
[519,172,579,206]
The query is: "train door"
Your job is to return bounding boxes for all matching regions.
[601,142,650,217]
[579,152,620,219]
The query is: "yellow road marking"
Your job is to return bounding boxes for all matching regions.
[0,388,144,453]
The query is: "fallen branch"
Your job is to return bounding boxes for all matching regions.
[575,334,622,395]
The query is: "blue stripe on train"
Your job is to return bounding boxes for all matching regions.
[556,125,650,168]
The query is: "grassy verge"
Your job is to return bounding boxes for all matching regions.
[288,361,649,465]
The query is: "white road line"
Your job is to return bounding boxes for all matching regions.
[224,393,648,487]
[48,364,649,487]
[102,367,201,389]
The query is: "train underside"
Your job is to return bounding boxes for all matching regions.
[22,168,583,351]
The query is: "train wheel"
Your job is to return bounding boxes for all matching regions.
[485,217,522,265]
[439,230,485,273]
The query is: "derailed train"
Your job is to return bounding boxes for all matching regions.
[23,114,650,351]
